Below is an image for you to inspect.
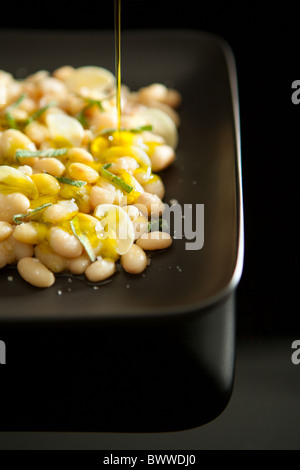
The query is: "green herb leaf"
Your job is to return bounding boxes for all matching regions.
[53,176,86,188]
[15,148,68,161]
[24,101,57,125]
[13,203,53,224]
[70,216,96,262]
[100,163,133,193]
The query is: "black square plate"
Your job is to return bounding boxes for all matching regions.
[0,30,243,432]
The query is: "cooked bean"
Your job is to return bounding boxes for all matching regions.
[48,226,83,258]
[122,205,140,222]
[90,185,115,208]
[143,177,165,199]
[0,221,13,241]
[13,237,34,260]
[17,165,33,176]
[8,107,28,121]
[42,199,78,223]
[52,65,75,81]
[165,88,182,108]
[68,254,91,275]
[17,257,55,288]
[138,83,168,104]
[85,258,116,282]
[110,157,139,174]
[33,157,65,176]
[13,222,48,245]
[24,121,50,146]
[134,168,151,185]
[0,236,17,268]
[0,129,36,162]
[150,144,175,172]
[67,147,94,164]
[30,173,61,195]
[0,192,30,223]
[68,162,99,184]
[136,231,172,250]
[121,244,147,274]
[35,242,69,273]
[132,214,149,240]
[90,110,117,133]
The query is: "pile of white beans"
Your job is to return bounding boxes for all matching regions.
[0,66,181,288]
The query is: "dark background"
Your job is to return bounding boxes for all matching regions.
[0,0,298,338]
[0,0,299,450]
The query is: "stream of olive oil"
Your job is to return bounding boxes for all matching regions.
[114,0,122,132]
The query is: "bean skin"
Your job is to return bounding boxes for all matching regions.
[17,257,55,288]
[121,244,147,274]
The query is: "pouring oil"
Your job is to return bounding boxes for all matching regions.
[114,0,122,132]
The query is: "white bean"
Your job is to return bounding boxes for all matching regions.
[68,162,99,183]
[34,242,69,273]
[13,222,47,245]
[0,236,16,268]
[17,165,33,176]
[24,121,50,146]
[138,83,168,103]
[136,192,165,218]
[85,258,116,282]
[122,205,140,222]
[150,144,175,172]
[121,244,147,274]
[132,214,149,240]
[42,199,78,223]
[67,147,94,163]
[136,231,172,250]
[17,257,55,288]
[143,177,165,199]
[48,226,83,258]
[13,237,34,260]
[0,129,36,161]
[109,157,139,174]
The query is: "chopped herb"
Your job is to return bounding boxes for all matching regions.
[13,203,52,224]
[129,125,153,133]
[5,93,27,129]
[5,111,18,129]
[70,216,96,262]
[53,176,86,188]
[100,163,133,193]
[15,148,68,161]
[76,97,104,127]
[24,101,57,125]
[148,218,169,233]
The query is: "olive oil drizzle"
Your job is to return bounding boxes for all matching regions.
[114,0,122,133]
